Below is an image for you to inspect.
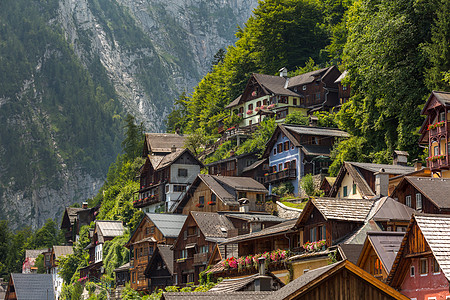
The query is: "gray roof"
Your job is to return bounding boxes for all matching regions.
[145,133,186,154]
[310,198,375,222]
[242,159,267,174]
[415,215,450,281]
[209,273,284,293]
[225,95,242,109]
[300,144,332,156]
[157,245,174,275]
[63,207,84,224]
[340,220,382,245]
[113,262,130,272]
[199,174,238,205]
[221,219,296,245]
[348,161,415,175]
[214,175,268,193]
[366,231,404,273]
[11,273,55,300]
[284,124,349,138]
[191,212,236,239]
[162,291,272,300]
[371,197,414,222]
[146,213,187,238]
[334,70,348,83]
[287,66,335,88]
[337,244,363,265]
[253,73,300,97]
[225,213,286,223]
[97,221,125,242]
[53,245,74,260]
[398,177,450,209]
[25,249,45,259]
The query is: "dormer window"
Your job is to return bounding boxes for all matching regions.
[302,85,307,91]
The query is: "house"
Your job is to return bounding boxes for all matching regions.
[173,174,268,215]
[172,211,237,285]
[60,202,97,245]
[262,124,349,196]
[268,260,409,300]
[387,214,450,299]
[4,274,55,300]
[225,66,342,129]
[241,158,269,184]
[136,148,203,213]
[207,152,262,178]
[125,213,186,292]
[80,220,125,281]
[143,132,186,157]
[318,177,335,196]
[47,246,73,298]
[328,159,416,199]
[391,176,450,214]
[144,245,175,292]
[334,70,351,108]
[357,231,404,282]
[161,291,272,300]
[418,91,450,176]
[22,249,45,274]
[113,262,130,287]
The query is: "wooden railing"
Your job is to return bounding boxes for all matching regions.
[194,252,209,265]
[264,169,297,184]
[428,156,449,170]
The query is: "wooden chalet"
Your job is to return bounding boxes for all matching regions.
[207,152,260,177]
[161,291,272,300]
[241,158,268,184]
[125,213,186,292]
[114,262,130,287]
[172,211,237,285]
[328,160,416,199]
[391,176,450,214]
[143,132,186,157]
[173,174,268,215]
[80,220,124,281]
[357,231,404,282]
[387,214,450,299]
[418,91,450,176]
[5,274,55,300]
[137,148,203,213]
[144,245,175,292]
[43,246,73,298]
[224,66,342,129]
[268,260,409,300]
[262,124,349,196]
[60,203,96,245]
[318,177,335,196]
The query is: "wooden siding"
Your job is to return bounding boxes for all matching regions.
[392,183,441,214]
[181,181,237,214]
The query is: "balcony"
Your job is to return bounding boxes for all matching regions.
[264,168,297,184]
[133,195,161,208]
[427,155,449,171]
[428,122,447,138]
[194,252,210,265]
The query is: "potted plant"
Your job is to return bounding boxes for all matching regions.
[247,109,253,115]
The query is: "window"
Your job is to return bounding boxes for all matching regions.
[256,194,265,204]
[211,193,216,203]
[149,246,154,256]
[420,258,428,275]
[410,265,415,277]
[278,163,283,171]
[178,168,188,177]
[273,147,277,155]
[239,107,244,114]
[416,193,422,211]
[291,160,297,169]
[432,258,440,273]
[343,186,348,197]
[238,192,247,199]
[199,196,205,205]
[227,161,235,171]
[180,249,187,259]
[343,85,347,91]
[248,103,253,110]
[256,101,261,107]
[199,246,209,253]
[263,99,268,106]
[309,136,319,145]
[373,258,382,275]
[310,227,317,241]
[284,141,290,151]
[353,183,357,195]
[302,85,307,90]
[174,185,186,192]
[318,225,326,240]
[284,162,290,169]
[406,195,412,207]
[434,145,439,156]
[293,98,297,105]
[440,111,445,122]
[277,143,283,153]
[316,93,321,101]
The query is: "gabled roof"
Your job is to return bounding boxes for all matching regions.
[53,245,74,260]
[221,219,296,245]
[25,249,45,259]
[242,159,267,174]
[388,214,450,285]
[191,211,236,242]
[162,291,272,300]
[155,148,203,171]
[113,262,130,273]
[225,95,242,109]
[145,244,174,276]
[348,162,415,175]
[287,66,337,88]
[96,220,125,243]
[268,260,409,300]
[10,273,55,300]
[421,91,450,114]
[252,73,300,97]
[209,273,284,293]
[361,231,404,274]
[61,207,85,229]
[392,176,450,209]
[370,197,415,222]
[146,213,187,238]
[144,133,186,154]
[225,213,286,223]
[336,244,363,265]
[296,198,375,227]
[283,124,349,138]
[334,70,348,83]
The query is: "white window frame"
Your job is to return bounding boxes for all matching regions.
[416,193,422,211]
[410,265,415,277]
[406,195,412,207]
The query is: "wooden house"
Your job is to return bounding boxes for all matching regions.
[45,246,73,299]
[357,231,404,282]
[241,158,269,184]
[334,70,351,108]
[113,262,130,287]
[80,221,124,281]
[125,213,186,292]
[318,177,335,196]
[137,148,203,213]
[418,91,450,176]
[391,176,450,214]
[161,291,272,300]
[328,160,416,199]
[143,133,186,157]
[144,245,175,292]
[22,249,45,274]
[5,274,55,300]
[262,124,349,196]
[172,211,237,286]
[60,203,97,245]
[207,152,259,177]
[387,214,450,299]
[224,66,342,129]
[174,174,268,215]
[268,260,409,300]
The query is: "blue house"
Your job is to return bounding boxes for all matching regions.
[262,124,349,196]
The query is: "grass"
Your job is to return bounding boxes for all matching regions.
[281,201,307,210]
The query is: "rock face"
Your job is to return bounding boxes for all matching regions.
[0,0,257,229]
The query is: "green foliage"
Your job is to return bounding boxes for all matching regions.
[313,111,338,128]
[272,182,295,197]
[203,141,234,165]
[102,232,130,278]
[122,114,144,161]
[166,92,190,133]
[35,254,45,273]
[235,118,277,158]
[284,111,309,126]
[300,174,315,197]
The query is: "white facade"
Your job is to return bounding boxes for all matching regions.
[52,266,63,299]
[95,243,103,263]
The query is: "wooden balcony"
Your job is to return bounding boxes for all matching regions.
[193,252,210,265]
[428,156,449,171]
[264,169,297,184]
[133,195,161,208]
[428,123,447,138]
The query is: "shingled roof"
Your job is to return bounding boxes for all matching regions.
[393,176,450,209]
[96,220,125,243]
[191,212,236,242]
[53,246,74,260]
[370,197,414,222]
[162,291,272,300]
[144,133,186,154]
[421,91,450,114]
[146,213,187,238]
[287,66,336,88]
[10,274,55,300]
[145,244,174,276]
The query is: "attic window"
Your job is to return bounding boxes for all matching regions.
[302,85,307,91]
[220,227,227,233]
[178,168,188,177]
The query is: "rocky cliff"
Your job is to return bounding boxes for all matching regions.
[0,0,257,229]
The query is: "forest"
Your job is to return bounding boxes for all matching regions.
[167,0,450,174]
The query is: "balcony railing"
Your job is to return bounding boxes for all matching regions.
[194,252,210,265]
[428,122,447,137]
[264,168,297,184]
[428,156,449,170]
[133,195,160,208]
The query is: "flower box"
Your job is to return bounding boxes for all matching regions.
[247,110,253,115]
[303,240,326,252]
[255,107,260,112]
[208,201,216,205]
[260,105,266,110]
[268,104,275,109]
[195,203,204,208]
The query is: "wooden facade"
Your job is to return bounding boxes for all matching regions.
[391,179,442,213]
[144,245,174,292]
[207,153,259,177]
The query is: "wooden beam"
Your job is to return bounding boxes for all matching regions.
[404,251,432,259]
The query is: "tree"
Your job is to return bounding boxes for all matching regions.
[300,174,315,197]
[284,111,309,126]
[166,92,190,133]
[236,117,277,157]
[121,114,144,161]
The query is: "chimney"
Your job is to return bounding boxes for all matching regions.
[393,150,409,166]
[239,198,249,213]
[375,168,389,196]
[171,145,177,153]
[414,161,422,171]
[279,67,288,78]
[82,202,88,209]
[254,257,272,291]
